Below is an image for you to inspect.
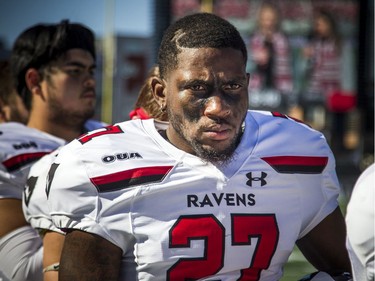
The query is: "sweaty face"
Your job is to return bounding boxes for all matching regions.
[41,49,96,128]
[164,47,249,164]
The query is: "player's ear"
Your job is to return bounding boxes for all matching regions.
[25,68,42,96]
[151,76,166,109]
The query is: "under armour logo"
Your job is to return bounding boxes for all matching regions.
[246,172,268,187]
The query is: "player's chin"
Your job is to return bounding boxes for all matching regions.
[201,139,232,152]
[81,101,96,112]
[198,142,237,163]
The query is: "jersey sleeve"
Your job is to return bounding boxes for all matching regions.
[47,140,135,253]
[300,147,340,237]
[22,149,63,235]
[250,111,342,239]
[297,130,341,238]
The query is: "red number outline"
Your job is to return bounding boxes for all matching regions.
[167,215,225,280]
[167,214,279,281]
[232,214,279,280]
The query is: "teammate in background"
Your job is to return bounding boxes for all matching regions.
[129,65,168,122]
[48,13,351,280]
[0,20,104,281]
[346,163,374,281]
[0,60,29,123]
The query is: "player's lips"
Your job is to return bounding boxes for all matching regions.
[203,125,232,141]
[82,90,96,99]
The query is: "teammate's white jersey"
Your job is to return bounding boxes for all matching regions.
[0,122,65,199]
[346,163,374,281]
[23,148,63,234]
[48,110,341,281]
[0,120,106,200]
[22,119,107,234]
[0,120,106,281]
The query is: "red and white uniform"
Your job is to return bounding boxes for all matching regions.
[22,119,107,235]
[0,120,105,281]
[0,122,64,281]
[0,122,65,200]
[48,111,340,281]
[22,148,63,234]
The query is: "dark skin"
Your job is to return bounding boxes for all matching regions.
[59,230,122,281]
[154,47,250,164]
[59,47,351,279]
[296,207,351,273]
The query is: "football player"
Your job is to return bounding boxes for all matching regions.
[0,20,104,281]
[49,13,351,280]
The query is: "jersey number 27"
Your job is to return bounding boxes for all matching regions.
[167,214,279,280]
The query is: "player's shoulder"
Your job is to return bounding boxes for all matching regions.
[248,110,321,134]
[246,110,331,155]
[30,148,60,172]
[0,122,65,160]
[0,122,64,143]
[60,119,152,156]
[0,122,32,139]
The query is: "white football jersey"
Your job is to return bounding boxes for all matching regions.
[23,148,63,234]
[48,111,340,281]
[0,122,65,199]
[346,163,374,281]
[22,119,107,233]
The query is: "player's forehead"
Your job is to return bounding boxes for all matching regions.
[172,47,246,79]
[54,49,96,68]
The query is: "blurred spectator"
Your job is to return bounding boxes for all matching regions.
[0,60,29,123]
[301,9,357,152]
[248,1,294,113]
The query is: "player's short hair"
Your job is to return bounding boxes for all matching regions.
[10,19,96,110]
[157,13,248,80]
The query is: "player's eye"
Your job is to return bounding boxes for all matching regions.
[223,83,241,91]
[190,85,205,91]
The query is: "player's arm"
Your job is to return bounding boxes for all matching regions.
[59,229,122,281]
[296,207,351,273]
[42,230,64,281]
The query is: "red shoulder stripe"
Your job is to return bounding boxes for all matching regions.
[3,152,51,172]
[261,156,328,174]
[90,166,174,192]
